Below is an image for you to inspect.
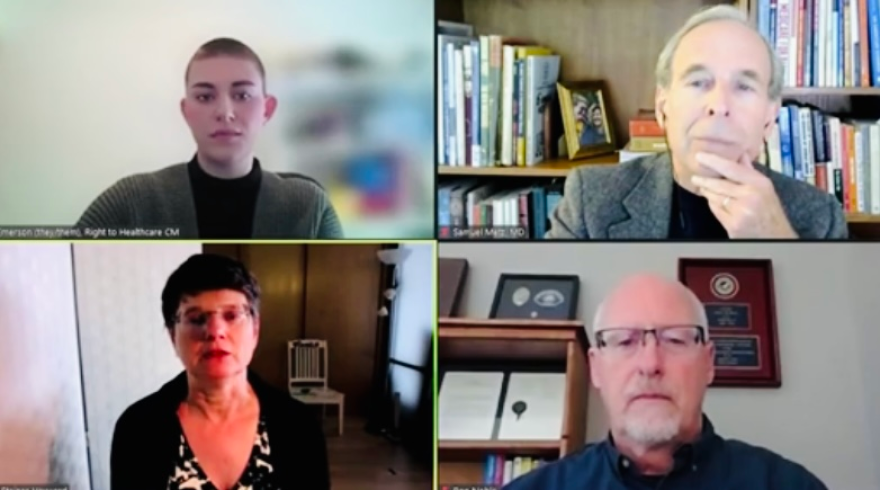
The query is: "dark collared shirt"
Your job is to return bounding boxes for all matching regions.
[501,416,827,490]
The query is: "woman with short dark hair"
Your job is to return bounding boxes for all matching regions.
[110,253,329,490]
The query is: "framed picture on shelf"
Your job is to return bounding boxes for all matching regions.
[489,273,580,320]
[557,80,616,160]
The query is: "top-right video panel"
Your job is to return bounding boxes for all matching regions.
[437,0,876,240]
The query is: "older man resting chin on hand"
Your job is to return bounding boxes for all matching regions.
[546,5,846,240]
[502,273,827,490]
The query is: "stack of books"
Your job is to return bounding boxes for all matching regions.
[620,110,667,162]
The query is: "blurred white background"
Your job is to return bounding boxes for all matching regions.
[0,0,434,238]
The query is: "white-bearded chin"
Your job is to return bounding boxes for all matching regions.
[620,408,681,447]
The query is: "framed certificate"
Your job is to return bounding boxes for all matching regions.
[678,258,781,388]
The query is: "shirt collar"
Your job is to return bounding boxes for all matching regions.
[603,413,719,477]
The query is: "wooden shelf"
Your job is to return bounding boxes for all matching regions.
[439,440,562,452]
[439,318,590,360]
[845,213,880,223]
[440,317,585,334]
[437,317,591,486]
[783,87,880,96]
[437,154,618,178]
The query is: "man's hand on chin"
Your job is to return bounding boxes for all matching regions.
[690,152,798,239]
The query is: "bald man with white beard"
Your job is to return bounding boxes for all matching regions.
[502,274,826,490]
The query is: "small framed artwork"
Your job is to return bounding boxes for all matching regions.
[489,274,580,320]
[557,80,616,160]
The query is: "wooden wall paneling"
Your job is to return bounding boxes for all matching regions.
[461,0,736,144]
[238,245,307,392]
[304,244,382,417]
[437,0,464,22]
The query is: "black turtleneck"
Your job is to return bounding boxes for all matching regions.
[187,155,262,239]
[668,180,729,239]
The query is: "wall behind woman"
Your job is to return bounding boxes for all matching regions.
[0,244,90,489]
[72,243,203,490]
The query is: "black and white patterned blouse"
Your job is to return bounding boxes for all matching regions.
[167,416,276,490]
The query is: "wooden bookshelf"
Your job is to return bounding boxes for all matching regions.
[782,87,880,96]
[437,155,618,178]
[438,0,880,237]
[438,440,563,451]
[437,317,590,486]
[846,213,880,223]
[848,219,880,239]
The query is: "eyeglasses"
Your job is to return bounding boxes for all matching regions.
[175,305,253,330]
[595,325,706,357]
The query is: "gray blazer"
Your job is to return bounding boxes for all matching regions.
[546,152,848,239]
[76,163,343,239]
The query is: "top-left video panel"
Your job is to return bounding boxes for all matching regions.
[0,0,434,240]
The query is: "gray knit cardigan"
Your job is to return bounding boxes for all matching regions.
[76,163,343,239]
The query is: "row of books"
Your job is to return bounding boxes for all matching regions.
[483,454,548,485]
[756,0,880,87]
[438,104,880,239]
[437,21,562,168]
[765,103,880,213]
[437,180,563,240]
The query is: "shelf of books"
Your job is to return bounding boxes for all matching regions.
[755,0,880,237]
[437,0,880,239]
[437,318,590,487]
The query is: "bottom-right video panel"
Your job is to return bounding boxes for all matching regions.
[437,242,879,490]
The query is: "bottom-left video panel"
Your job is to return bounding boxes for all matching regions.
[0,241,434,490]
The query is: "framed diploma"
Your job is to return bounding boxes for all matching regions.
[438,370,567,442]
[678,258,781,388]
[438,371,505,440]
[489,274,580,320]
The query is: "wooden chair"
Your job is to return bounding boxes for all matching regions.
[288,339,345,436]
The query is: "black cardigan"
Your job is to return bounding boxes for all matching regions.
[110,370,330,489]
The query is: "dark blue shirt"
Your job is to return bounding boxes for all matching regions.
[502,416,827,490]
